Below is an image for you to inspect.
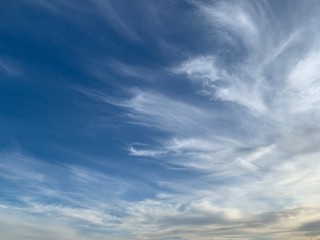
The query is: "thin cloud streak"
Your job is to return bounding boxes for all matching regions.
[0,56,24,77]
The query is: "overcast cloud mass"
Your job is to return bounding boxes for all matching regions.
[1,0,320,239]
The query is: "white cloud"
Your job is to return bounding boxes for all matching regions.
[172,56,269,114]
[109,1,320,238]
[173,56,221,84]
[97,89,220,136]
[172,1,320,122]
[199,0,262,50]
[3,1,320,239]
[129,143,167,157]
[2,149,320,239]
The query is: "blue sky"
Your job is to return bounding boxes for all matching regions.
[1,0,320,239]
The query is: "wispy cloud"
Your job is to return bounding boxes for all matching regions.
[26,0,148,42]
[2,0,320,239]
[73,1,320,238]
[0,56,24,77]
[1,149,320,239]
[174,1,320,121]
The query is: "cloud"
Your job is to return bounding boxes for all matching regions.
[78,88,221,136]
[172,55,268,114]
[26,0,149,42]
[1,150,320,239]
[173,0,320,122]
[92,1,320,238]
[122,91,217,134]
[198,0,264,50]
[129,143,167,157]
[2,0,320,239]
[0,56,24,77]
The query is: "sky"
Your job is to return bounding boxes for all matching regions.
[1,0,320,239]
